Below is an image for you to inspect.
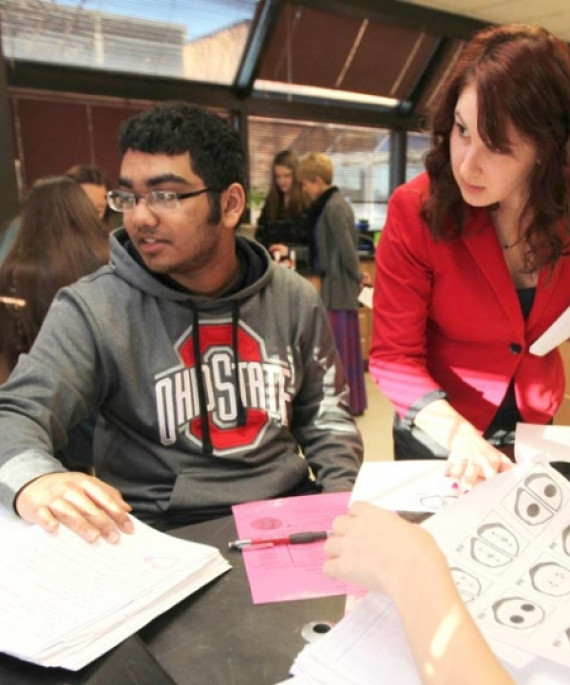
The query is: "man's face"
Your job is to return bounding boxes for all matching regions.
[119,150,226,289]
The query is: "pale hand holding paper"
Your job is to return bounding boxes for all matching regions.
[289,461,570,684]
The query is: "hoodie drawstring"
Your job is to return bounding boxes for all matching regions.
[232,301,247,427]
[191,305,213,456]
[191,302,247,456]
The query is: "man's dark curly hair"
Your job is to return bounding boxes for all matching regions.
[118,102,246,223]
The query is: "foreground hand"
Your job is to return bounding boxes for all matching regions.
[446,425,513,492]
[324,502,438,596]
[16,472,134,543]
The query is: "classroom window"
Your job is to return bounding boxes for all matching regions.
[248,116,391,230]
[1,0,259,84]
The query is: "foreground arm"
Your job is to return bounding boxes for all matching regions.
[0,290,133,542]
[324,502,514,685]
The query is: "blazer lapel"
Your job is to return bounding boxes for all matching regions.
[461,211,524,333]
[528,252,564,328]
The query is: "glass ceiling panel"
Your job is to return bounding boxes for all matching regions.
[0,0,259,84]
[254,3,441,111]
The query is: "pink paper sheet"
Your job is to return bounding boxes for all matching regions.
[231,491,366,604]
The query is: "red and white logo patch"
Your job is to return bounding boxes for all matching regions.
[155,319,291,455]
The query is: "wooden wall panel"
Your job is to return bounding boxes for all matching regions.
[89,104,149,187]
[11,94,149,191]
[15,99,91,187]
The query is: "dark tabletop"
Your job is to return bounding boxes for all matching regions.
[0,515,345,685]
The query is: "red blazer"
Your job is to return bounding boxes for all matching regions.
[369,173,570,433]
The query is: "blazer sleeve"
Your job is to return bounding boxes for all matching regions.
[369,184,446,420]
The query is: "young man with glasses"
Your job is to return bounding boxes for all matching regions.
[0,102,363,543]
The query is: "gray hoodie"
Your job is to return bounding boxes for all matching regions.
[0,231,362,527]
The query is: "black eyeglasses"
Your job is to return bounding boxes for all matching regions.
[107,188,215,213]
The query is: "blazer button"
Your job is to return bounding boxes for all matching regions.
[509,343,523,354]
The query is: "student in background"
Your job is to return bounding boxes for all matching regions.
[65,163,113,231]
[0,175,109,470]
[370,24,570,488]
[297,152,369,416]
[0,164,113,267]
[324,502,515,685]
[0,103,362,543]
[255,150,308,263]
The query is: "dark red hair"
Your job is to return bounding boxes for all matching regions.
[423,24,570,270]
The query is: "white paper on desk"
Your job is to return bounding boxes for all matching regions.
[529,305,570,356]
[0,515,230,670]
[350,460,459,513]
[357,285,373,308]
[515,423,570,464]
[291,592,421,685]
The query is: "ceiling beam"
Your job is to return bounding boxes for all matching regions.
[7,59,420,131]
[234,0,286,96]
[405,35,452,119]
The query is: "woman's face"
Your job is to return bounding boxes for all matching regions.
[274,165,294,195]
[450,83,539,213]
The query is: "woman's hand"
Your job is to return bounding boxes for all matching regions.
[324,502,444,598]
[445,423,513,491]
[414,399,514,492]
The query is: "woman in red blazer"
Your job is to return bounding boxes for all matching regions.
[370,24,570,490]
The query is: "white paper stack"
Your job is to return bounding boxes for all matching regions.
[0,511,230,670]
[288,461,570,684]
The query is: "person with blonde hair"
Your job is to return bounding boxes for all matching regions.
[297,152,368,416]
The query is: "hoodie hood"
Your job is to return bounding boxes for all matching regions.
[109,228,273,308]
[109,228,274,455]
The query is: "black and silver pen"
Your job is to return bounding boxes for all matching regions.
[228,530,331,550]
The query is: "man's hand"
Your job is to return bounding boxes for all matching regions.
[15,472,134,543]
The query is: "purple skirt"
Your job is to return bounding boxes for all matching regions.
[328,310,367,415]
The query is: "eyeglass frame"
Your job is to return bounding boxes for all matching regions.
[106,187,217,213]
